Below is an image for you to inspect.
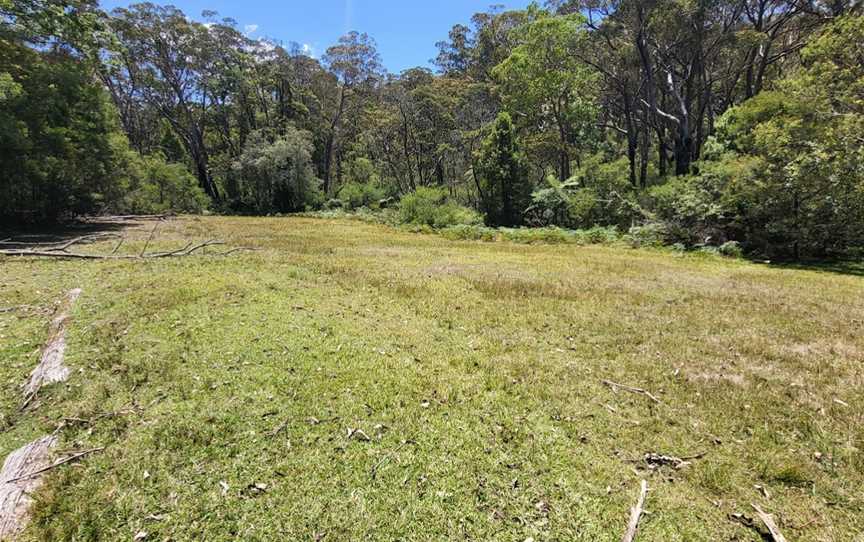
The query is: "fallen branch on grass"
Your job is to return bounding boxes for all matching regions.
[641,452,705,470]
[0,237,249,260]
[3,447,104,484]
[21,288,82,409]
[602,380,662,404]
[0,233,121,249]
[0,436,57,539]
[752,504,788,542]
[621,480,649,542]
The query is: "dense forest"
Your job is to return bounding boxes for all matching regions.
[1,0,863,258]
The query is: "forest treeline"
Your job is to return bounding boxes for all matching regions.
[1,0,862,259]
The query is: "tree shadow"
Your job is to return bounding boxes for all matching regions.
[758,259,864,278]
[0,217,158,251]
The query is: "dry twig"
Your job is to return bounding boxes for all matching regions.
[621,480,649,542]
[603,380,662,404]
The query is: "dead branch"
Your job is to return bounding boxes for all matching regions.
[140,222,159,256]
[0,436,57,538]
[0,233,121,249]
[95,214,171,221]
[0,238,244,260]
[3,447,104,484]
[621,480,649,542]
[640,452,705,470]
[752,504,788,542]
[110,236,125,255]
[603,380,662,404]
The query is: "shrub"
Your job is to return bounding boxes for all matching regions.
[338,182,385,210]
[399,187,483,228]
[627,223,669,248]
[121,153,209,214]
[718,241,744,258]
[230,128,323,213]
[575,226,621,245]
[476,112,533,227]
[324,198,344,210]
[440,225,499,241]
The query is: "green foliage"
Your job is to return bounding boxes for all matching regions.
[647,156,757,246]
[718,241,743,259]
[476,112,532,227]
[337,182,385,210]
[438,223,622,246]
[230,128,323,213]
[527,156,639,230]
[121,153,209,214]
[398,187,482,228]
[493,8,598,180]
[0,45,130,222]
[627,223,669,248]
[660,14,864,259]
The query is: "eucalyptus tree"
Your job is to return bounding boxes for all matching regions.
[494,7,599,181]
[321,31,383,193]
[106,4,231,201]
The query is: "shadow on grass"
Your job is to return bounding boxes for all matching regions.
[760,259,864,278]
[0,217,156,250]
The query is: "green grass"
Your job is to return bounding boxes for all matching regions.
[1,216,862,541]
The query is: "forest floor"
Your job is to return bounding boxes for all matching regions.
[1,216,862,541]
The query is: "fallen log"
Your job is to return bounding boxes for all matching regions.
[22,288,81,408]
[0,436,57,539]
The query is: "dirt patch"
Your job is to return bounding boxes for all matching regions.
[784,339,863,361]
[688,371,748,387]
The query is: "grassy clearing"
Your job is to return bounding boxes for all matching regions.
[1,216,862,541]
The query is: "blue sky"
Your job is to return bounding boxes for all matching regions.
[99,0,533,73]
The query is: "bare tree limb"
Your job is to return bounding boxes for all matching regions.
[0,239,244,260]
[621,480,649,542]
[140,222,159,256]
[752,504,789,542]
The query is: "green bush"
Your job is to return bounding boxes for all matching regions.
[500,227,574,244]
[398,187,483,228]
[230,128,323,213]
[574,226,621,245]
[121,153,209,214]
[627,223,669,248]
[718,241,744,258]
[338,182,385,210]
[440,225,499,241]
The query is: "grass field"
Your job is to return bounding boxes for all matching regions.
[1,216,862,541]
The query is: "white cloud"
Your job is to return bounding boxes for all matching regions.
[244,24,259,36]
[302,43,316,57]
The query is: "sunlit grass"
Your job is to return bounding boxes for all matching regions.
[1,216,862,541]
